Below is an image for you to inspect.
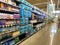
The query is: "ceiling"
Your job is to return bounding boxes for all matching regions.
[27,0,59,11]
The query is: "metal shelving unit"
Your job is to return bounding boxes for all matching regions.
[0,8,19,14]
[0,1,20,9]
[0,0,49,45]
[0,34,20,44]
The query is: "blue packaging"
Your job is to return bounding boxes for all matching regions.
[26,6,29,10]
[20,26,28,34]
[9,39,15,45]
[20,9,24,13]
[20,9,29,18]
[24,26,27,33]
[28,3,30,6]
[28,7,30,10]
[3,42,8,45]
[24,1,28,6]
[29,3,32,7]
[24,10,29,18]
[30,8,32,11]
[20,9,28,18]
[20,18,26,25]
[28,11,32,18]
[25,18,28,24]
[20,4,26,9]
[20,29,26,34]
[25,25,29,32]
[25,6,28,10]
[28,24,35,34]
[25,21,28,25]
[20,8,32,18]
[0,21,2,26]
[24,10,28,18]
[25,5,32,11]
[0,28,3,32]
[20,0,25,3]
[25,25,32,35]
[28,24,32,30]
[20,22,25,25]
[20,26,25,30]
[20,9,24,16]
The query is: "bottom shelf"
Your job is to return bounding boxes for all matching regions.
[15,31,36,45]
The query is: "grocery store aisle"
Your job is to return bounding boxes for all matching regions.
[20,19,60,45]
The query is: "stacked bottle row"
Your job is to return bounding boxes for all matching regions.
[19,0,36,35]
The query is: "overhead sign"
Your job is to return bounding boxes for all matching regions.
[47,3,55,13]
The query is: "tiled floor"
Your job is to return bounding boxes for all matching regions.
[20,20,60,45]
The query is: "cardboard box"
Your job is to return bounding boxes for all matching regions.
[11,30,20,37]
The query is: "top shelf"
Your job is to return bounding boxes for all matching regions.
[15,0,32,8]
[0,8,19,14]
[0,1,20,9]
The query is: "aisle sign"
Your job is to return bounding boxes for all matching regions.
[47,3,55,13]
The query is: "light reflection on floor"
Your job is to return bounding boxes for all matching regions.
[50,23,57,45]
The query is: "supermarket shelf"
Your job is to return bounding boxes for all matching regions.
[19,23,32,26]
[0,36,18,44]
[29,20,37,23]
[0,8,19,14]
[22,3,31,8]
[30,20,44,24]
[32,22,45,29]
[0,30,20,44]
[0,19,20,20]
[33,22,45,27]
[15,33,36,45]
[15,27,46,45]
[0,37,14,44]
[0,33,26,44]
[15,36,28,45]
[0,1,20,9]
[32,11,42,16]
[25,9,32,12]
[0,24,19,28]
[0,22,46,44]
[0,30,18,35]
